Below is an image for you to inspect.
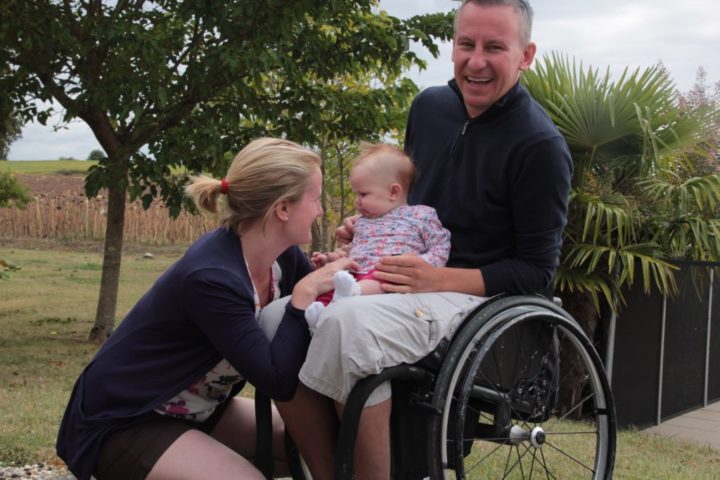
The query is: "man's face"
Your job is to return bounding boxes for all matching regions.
[452,3,536,118]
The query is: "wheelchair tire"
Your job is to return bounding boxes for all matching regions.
[427,295,616,479]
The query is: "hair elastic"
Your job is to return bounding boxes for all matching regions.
[220,178,229,194]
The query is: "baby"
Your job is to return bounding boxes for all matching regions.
[306,143,451,325]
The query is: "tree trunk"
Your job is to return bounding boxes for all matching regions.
[558,290,603,418]
[88,176,127,342]
[562,291,601,349]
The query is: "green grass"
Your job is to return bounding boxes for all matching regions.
[0,244,177,464]
[453,419,720,479]
[1,243,719,478]
[0,160,97,174]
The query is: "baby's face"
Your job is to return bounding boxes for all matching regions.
[349,164,400,219]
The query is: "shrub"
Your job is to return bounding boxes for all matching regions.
[0,170,31,208]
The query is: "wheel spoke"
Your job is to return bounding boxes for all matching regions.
[430,303,615,480]
[557,391,597,422]
[544,439,596,474]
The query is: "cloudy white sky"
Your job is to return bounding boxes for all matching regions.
[8,0,720,160]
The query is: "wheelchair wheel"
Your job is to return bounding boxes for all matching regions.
[427,296,616,479]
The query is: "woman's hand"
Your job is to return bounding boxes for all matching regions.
[291,257,360,309]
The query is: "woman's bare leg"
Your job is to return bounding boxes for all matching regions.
[209,396,288,476]
[147,429,264,480]
[275,383,338,480]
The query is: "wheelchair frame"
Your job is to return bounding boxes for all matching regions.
[256,294,617,479]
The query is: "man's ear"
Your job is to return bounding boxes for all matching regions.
[389,183,402,200]
[275,200,290,221]
[520,42,537,71]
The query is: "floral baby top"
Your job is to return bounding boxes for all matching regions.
[350,204,451,273]
[155,261,282,422]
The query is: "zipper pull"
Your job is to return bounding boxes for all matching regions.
[451,121,470,155]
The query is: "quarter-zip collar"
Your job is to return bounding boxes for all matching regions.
[449,79,523,156]
[449,78,522,122]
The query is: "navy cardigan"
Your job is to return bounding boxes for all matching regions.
[57,228,312,480]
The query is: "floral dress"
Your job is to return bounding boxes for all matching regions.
[154,261,281,422]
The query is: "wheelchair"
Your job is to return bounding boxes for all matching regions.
[256,294,617,479]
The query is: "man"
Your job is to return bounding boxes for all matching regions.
[277,2,572,479]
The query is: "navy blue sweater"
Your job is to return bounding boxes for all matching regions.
[405,80,572,295]
[56,228,312,480]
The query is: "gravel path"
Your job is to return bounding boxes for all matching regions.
[0,463,74,480]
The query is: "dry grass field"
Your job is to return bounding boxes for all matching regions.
[1,172,215,246]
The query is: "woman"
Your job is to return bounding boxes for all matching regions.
[56,137,358,480]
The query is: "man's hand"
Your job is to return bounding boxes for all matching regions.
[375,255,488,296]
[373,254,441,293]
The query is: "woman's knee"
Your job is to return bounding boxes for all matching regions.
[148,430,264,480]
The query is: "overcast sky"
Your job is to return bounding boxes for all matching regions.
[8,0,720,160]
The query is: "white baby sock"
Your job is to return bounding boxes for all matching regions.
[304,301,325,331]
[305,271,361,333]
[333,270,362,299]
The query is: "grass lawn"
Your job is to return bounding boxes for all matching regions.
[0,243,177,464]
[0,160,97,175]
[1,242,719,477]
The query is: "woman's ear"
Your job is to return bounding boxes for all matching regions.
[275,200,290,221]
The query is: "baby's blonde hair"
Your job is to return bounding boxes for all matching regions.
[185,137,320,233]
[353,143,416,193]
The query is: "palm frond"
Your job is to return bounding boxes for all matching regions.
[553,266,617,312]
[569,189,634,244]
[563,242,677,296]
[525,52,718,313]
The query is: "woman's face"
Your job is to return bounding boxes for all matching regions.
[284,167,323,245]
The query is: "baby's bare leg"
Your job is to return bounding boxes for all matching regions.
[357,279,384,295]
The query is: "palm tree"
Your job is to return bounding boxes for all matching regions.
[522,53,720,342]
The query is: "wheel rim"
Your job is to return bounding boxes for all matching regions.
[435,307,615,479]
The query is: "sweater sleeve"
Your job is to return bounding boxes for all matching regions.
[480,135,572,295]
[181,267,310,401]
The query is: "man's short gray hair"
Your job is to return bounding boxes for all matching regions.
[454,0,534,44]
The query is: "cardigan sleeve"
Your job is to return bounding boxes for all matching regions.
[181,266,310,401]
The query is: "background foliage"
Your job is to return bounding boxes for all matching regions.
[0,0,453,339]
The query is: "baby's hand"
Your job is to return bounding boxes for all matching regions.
[326,247,348,263]
[336,215,359,247]
[311,251,329,269]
